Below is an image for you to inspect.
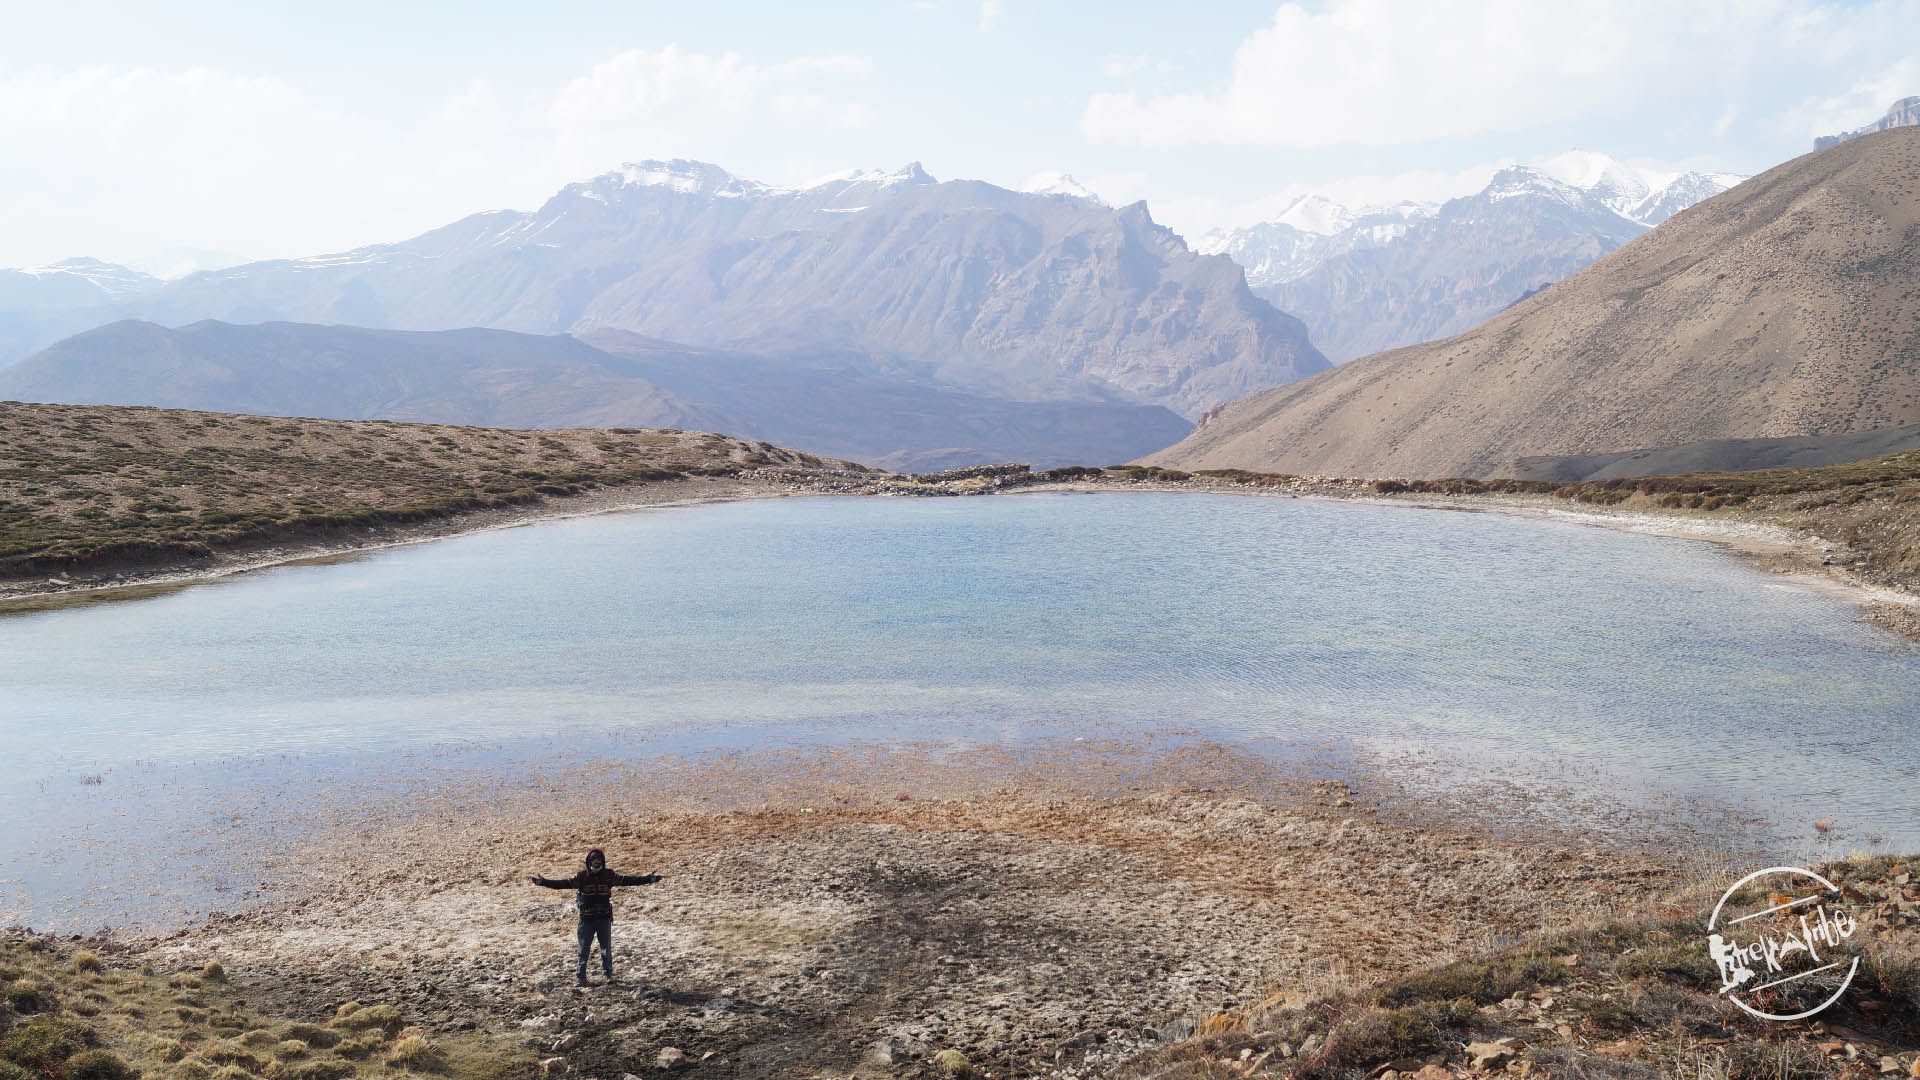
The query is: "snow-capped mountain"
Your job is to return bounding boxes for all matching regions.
[43,158,1321,422]
[1530,151,1743,226]
[1018,172,1105,204]
[1197,199,1433,287]
[22,257,160,296]
[1200,153,1744,362]
[0,257,164,370]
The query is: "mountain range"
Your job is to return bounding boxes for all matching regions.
[0,258,162,374]
[2,161,1324,422]
[1150,127,1920,478]
[1199,153,1743,362]
[0,319,1192,472]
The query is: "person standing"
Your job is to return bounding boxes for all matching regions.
[531,848,661,986]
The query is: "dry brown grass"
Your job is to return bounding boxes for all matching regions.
[0,937,533,1080]
[0,401,860,577]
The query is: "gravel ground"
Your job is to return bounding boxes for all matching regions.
[129,740,1700,1079]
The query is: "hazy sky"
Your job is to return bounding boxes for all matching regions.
[2,0,1916,272]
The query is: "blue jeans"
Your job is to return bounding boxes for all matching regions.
[576,916,613,979]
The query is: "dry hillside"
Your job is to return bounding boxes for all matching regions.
[1151,127,1920,478]
[0,401,861,578]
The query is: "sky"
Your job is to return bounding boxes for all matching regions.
[1,0,1916,273]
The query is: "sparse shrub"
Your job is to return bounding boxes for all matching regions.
[0,1060,28,1080]
[210,1066,250,1080]
[1378,953,1569,1007]
[1,1016,91,1073]
[198,965,225,985]
[931,1049,972,1076]
[1312,998,1477,1076]
[276,1029,336,1052]
[202,1043,263,1071]
[235,1033,276,1050]
[64,1050,135,1080]
[1614,938,1720,990]
[281,1062,353,1080]
[4,987,45,1016]
[382,1031,441,1071]
[69,953,101,976]
[328,1005,399,1037]
[272,1042,307,1061]
[174,1056,212,1080]
[1373,479,1412,494]
[329,1034,383,1062]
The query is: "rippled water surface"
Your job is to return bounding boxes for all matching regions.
[4,492,1917,925]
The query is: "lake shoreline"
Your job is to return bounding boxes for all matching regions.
[109,736,1711,1078]
[7,469,1912,643]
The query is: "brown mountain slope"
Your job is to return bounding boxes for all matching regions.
[1148,127,1920,478]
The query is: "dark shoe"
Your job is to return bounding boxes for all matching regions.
[575,974,589,987]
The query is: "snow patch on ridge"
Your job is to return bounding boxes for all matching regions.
[1019,172,1105,204]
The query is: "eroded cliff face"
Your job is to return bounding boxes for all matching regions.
[1816,95,1920,150]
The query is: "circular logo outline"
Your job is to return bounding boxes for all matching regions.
[1706,865,1859,1022]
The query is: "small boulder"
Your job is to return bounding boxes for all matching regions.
[864,1041,897,1067]
[539,1057,568,1075]
[655,1047,685,1070]
[1465,1041,1514,1070]
[549,1034,579,1053]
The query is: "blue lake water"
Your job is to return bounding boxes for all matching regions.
[3,492,1917,927]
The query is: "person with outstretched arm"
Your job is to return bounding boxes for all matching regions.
[530,848,661,986]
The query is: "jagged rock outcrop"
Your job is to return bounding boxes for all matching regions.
[1816,95,1920,150]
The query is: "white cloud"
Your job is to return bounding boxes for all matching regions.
[548,46,871,143]
[1712,104,1740,139]
[1779,58,1919,139]
[1100,54,1151,78]
[1082,0,1920,148]
[978,0,1004,32]
[0,66,374,264]
[0,47,878,266]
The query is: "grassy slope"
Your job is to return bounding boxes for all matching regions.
[1117,855,1920,1079]
[0,401,866,577]
[0,936,534,1080]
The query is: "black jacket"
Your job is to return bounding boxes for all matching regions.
[534,867,658,919]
